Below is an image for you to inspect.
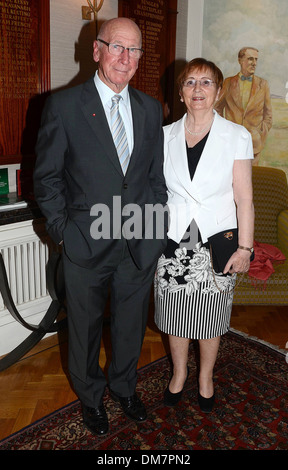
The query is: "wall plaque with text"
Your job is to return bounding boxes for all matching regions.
[0,0,50,164]
[119,0,178,122]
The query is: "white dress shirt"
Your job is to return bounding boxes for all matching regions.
[94,71,134,154]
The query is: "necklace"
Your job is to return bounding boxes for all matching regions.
[184,116,214,136]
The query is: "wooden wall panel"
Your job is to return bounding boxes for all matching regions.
[0,0,50,164]
[118,0,178,123]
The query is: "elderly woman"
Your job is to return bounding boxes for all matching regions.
[154,58,254,412]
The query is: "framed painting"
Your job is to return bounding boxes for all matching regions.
[202,0,288,176]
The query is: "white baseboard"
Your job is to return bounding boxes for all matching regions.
[0,296,55,356]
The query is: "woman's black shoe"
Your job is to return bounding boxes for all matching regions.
[164,367,189,407]
[197,392,215,413]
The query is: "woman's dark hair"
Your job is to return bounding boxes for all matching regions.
[177,58,224,91]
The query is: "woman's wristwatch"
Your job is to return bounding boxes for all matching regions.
[238,245,255,261]
[238,245,254,254]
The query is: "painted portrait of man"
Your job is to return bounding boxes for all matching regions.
[215,47,272,165]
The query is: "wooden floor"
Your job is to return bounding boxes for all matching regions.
[0,303,287,441]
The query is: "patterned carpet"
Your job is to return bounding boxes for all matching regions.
[0,330,287,451]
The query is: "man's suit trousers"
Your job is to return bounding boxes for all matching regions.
[62,239,156,408]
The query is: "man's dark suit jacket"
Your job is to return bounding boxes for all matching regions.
[34,77,168,270]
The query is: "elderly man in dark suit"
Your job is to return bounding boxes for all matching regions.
[34,17,167,436]
[215,47,272,164]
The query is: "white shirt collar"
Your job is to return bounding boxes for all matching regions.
[94,71,129,109]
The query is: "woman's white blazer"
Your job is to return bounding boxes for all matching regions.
[163,111,253,244]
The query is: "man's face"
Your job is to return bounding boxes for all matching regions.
[239,49,258,77]
[93,19,142,93]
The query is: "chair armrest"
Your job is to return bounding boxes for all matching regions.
[278,209,288,258]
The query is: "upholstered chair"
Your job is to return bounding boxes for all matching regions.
[233,166,288,305]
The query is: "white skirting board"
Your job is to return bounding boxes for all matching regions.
[0,297,54,356]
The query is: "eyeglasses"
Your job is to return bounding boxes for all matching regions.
[97,39,144,59]
[183,79,216,88]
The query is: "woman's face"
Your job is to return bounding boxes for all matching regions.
[180,67,220,114]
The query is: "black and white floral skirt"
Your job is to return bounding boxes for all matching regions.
[154,240,236,340]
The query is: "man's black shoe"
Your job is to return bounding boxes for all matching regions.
[82,403,109,436]
[111,392,147,422]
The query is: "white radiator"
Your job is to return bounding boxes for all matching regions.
[0,219,58,355]
[0,238,49,310]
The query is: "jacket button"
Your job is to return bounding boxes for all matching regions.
[123,183,128,189]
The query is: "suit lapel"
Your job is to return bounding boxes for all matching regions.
[166,113,228,199]
[246,75,261,111]
[166,115,195,196]
[125,87,145,175]
[230,74,261,114]
[80,78,123,176]
[191,112,228,193]
[80,80,146,177]
[230,75,244,111]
